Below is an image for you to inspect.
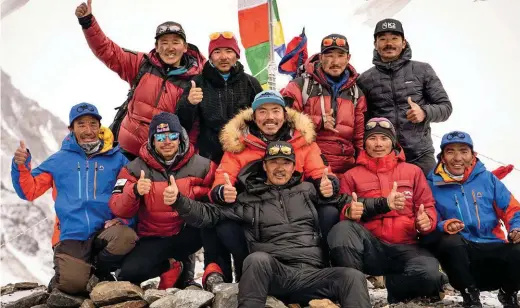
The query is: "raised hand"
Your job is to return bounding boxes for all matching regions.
[14,140,29,165]
[163,175,179,205]
[319,168,333,198]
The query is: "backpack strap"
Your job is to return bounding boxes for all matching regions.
[351,84,359,107]
[301,73,315,107]
[126,56,152,102]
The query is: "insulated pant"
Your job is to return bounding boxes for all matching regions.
[328,220,445,303]
[431,233,520,293]
[215,219,249,281]
[53,225,137,295]
[238,251,370,308]
[201,227,234,282]
[118,225,202,284]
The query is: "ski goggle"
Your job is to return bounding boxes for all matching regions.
[76,104,95,113]
[446,131,467,141]
[154,132,180,142]
[209,31,236,41]
[322,37,348,47]
[268,145,293,156]
[366,119,394,131]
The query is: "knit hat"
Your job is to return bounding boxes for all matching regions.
[69,102,102,126]
[252,90,285,112]
[148,112,183,144]
[155,21,186,41]
[208,32,241,58]
[440,131,474,151]
[374,18,405,39]
[364,117,397,147]
[265,141,296,163]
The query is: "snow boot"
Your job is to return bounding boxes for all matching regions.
[498,289,519,308]
[460,287,482,308]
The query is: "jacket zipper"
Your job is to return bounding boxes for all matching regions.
[279,192,289,222]
[85,160,91,235]
[390,71,401,141]
[471,190,481,229]
[460,185,473,225]
[454,195,464,223]
[94,162,98,200]
[77,162,82,198]
[154,78,168,107]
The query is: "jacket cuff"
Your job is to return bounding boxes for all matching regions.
[442,218,463,234]
[210,185,226,206]
[78,14,93,29]
[132,183,142,198]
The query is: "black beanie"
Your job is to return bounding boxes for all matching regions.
[148,112,183,144]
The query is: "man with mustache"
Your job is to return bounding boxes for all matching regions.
[11,103,137,295]
[169,141,407,307]
[109,112,216,290]
[201,90,339,289]
[176,31,263,164]
[75,0,205,160]
[282,34,367,175]
[426,131,520,308]
[357,18,452,175]
[328,117,447,304]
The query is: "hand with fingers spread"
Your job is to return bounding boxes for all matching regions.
[188,80,203,105]
[446,220,464,234]
[136,170,152,196]
[163,175,179,205]
[319,168,333,198]
[406,97,426,123]
[347,192,364,221]
[323,109,339,133]
[416,204,432,232]
[509,229,520,244]
[104,218,122,229]
[387,182,405,211]
[14,141,29,165]
[222,173,237,203]
[75,0,92,18]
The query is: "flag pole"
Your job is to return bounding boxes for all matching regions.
[267,0,276,90]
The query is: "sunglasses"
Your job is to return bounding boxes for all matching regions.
[366,120,393,131]
[157,24,184,35]
[322,37,348,47]
[77,104,95,113]
[268,145,293,156]
[209,31,235,41]
[446,131,466,140]
[154,132,180,142]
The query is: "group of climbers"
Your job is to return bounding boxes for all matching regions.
[9,1,520,307]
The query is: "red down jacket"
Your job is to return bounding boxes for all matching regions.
[339,149,437,244]
[82,16,206,157]
[109,133,216,237]
[282,54,367,174]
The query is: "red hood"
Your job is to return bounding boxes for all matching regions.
[148,43,206,79]
[303,53,359,90]
[138,140,195,172]
[356,148,406,173]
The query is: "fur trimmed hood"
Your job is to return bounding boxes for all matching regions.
[219,107,316,153]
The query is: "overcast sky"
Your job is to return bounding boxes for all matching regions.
[2,0,520,194]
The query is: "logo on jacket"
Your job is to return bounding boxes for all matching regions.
[157,123,170,133]
[382,22,396,30]
[403,190,413,199]
[477,192,483,198]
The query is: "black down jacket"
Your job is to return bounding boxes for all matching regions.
[176,61,262,164]
[173,160,388,269]
[357,43,452,162]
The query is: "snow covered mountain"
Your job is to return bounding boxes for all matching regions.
[0,70,67,285]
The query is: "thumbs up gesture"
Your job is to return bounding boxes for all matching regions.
[136,170,152,196]
[164,175,179,205]
[323,109,339,133]
[188,80,203,105]
[14,141,29,165]
[75,0,92,18]
[406,97,426,123]
[319,168,333,198]
[387,182,405,211]
[416,204,432,232]
[222,173,237,203]
[348,192,364,221]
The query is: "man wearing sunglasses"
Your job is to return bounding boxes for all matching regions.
[169,140,384,307]
[176,31,263,164]
[426,131,520,308]
[282,34,367,175]
[357,18,452,175]
[328,117,447,304]
[109,112,216,290]
[11,102,137,295]
[75,0,205,160]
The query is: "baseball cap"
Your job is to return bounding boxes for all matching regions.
[252,90,285,112]
[69,102,102,126]
[264,141,296,163]
[321,34,349,54]
[374,18,405,38]
[440,131,474,151]
[155,21,186,41]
